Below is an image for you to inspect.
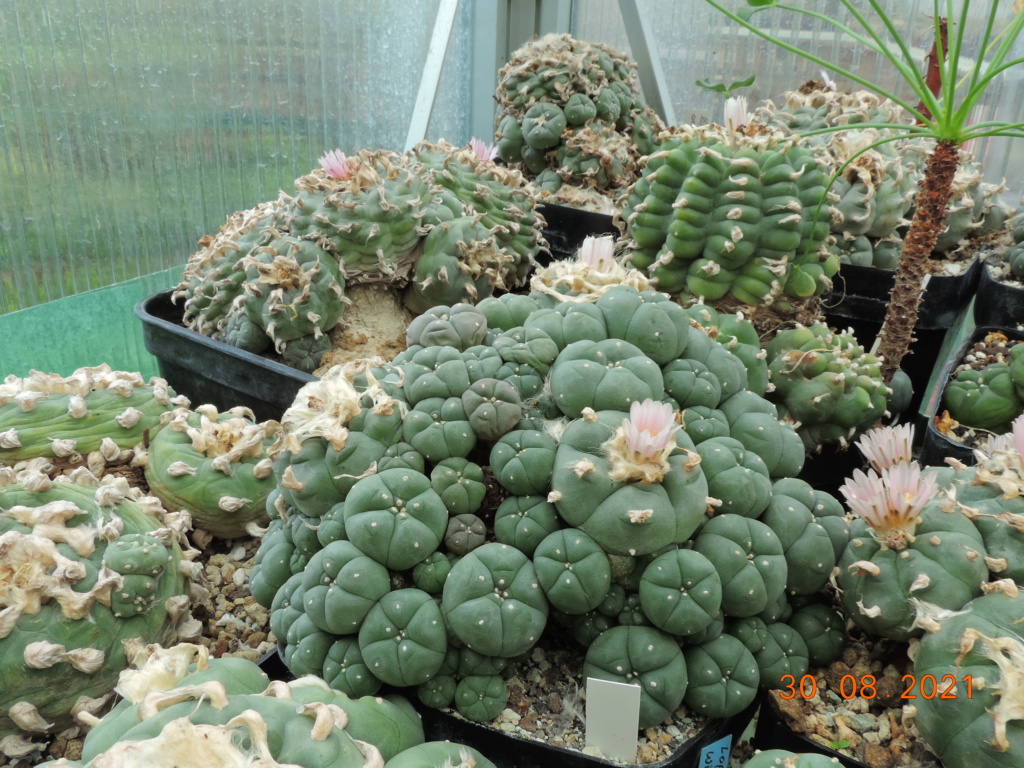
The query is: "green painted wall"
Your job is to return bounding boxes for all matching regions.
[1,268,181,380]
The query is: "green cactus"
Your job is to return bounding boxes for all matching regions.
[142,405,280,539]
[405,303,488,350]
[0,474,195,744]
[913,585,1024,768]
[0,365,184,466]
[36,644,433,768]
[621,129,834,305]
[638,548,723,637]
[583,625,689,729]
[494,34,665,193]
[358,588,448,688]
[441,543,549,658]
[682,632,761,718]
[786,602,846,667]
[766,323,890,451]
[533,528,612,614]
[729,617,810,690]
[742,750,846,767]
[943,362,1024,434]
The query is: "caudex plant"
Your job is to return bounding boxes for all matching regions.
[705,0,1024,384]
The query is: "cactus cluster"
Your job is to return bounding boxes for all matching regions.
[37,643,496,768]
[174,140,546,372]
[0,469,199,759]
[250,281,851,731]
[618,126,838,308]
[765,322,890,450]
[760,86,1009,268]
[494,34,664,201]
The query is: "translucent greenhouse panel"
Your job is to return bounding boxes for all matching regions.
[0,0,472,316]
[572,0,1024,198]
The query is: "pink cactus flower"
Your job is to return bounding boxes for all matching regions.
[578,235,616,272]
[623,399,679,463]
[318,149,352,180]
[469,137,499,162]
[856,423,914,472]
[840,463,938,548]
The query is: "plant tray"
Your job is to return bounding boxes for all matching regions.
[135,290,313,422]
[416,694,759,768]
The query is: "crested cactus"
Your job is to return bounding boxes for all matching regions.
[0,365,185,468]
[142,404,281,539]
[0,471,198,756]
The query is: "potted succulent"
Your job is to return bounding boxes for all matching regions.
[137,138,549,419]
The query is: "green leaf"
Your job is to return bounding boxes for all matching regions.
[830,739,852,750]
[695,74,756,95]
[738,1,774,21]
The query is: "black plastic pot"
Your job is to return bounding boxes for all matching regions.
[918,325,1024,467]
[751,693,868,768]
[135,290,314,422]
[417,694,759,768]
[823,257,980,331]
[973,262,1024,328]
[537,202,618,263]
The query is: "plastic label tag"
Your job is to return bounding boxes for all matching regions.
[585,677,641,763]
[698,734,733,768]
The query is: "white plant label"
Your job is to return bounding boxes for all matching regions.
[585,676,642,763]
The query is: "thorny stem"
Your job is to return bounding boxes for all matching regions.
[876,139,962,383]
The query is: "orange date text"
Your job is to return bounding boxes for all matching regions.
[778,673,973,700]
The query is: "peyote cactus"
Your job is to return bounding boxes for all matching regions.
[619,127,838,308]
[0,471,199,759]
[174,141,546,372]
[494,34,665,202]
[249,282,848,730]
[0,365,186,469]
[941,337,1024,435]
[141,404,282,539]
[742,750,845,767]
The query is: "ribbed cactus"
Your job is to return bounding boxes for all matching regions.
[174,141,545,372]
[0,365,185,468]
[0,472,197,757]
[941,338,1024,434]
[620,128,837,307]
[494,34,664,196]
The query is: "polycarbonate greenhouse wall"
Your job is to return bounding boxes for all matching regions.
[1,0,1022,377]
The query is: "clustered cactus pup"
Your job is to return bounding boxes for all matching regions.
[248,271,852,736]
